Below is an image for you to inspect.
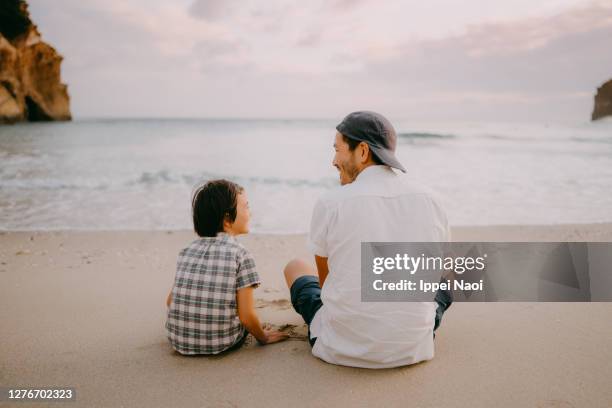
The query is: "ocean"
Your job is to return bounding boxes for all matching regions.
[1,118,611,233]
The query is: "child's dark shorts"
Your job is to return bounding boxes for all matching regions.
[289,275,322,347]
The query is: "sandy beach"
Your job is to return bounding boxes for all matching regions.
[1,224,612,407]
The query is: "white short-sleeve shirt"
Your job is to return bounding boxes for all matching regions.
[307,165,450,368]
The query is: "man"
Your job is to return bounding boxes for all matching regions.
[283,111,452,368]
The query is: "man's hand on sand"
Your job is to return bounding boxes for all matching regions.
[259,329,289,345]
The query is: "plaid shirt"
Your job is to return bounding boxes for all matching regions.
[166,233,260,355]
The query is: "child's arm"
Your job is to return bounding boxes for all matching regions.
[237,286,288,344]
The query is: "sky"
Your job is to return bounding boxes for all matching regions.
[27,0,612,122]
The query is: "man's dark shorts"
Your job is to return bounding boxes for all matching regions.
[289,275,322,347]
[290,275,452,346]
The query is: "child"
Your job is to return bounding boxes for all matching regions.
[165,179,288,355]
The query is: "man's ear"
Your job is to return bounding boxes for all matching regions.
[359,142,370,164]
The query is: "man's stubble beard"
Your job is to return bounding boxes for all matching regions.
[339,160,360,185]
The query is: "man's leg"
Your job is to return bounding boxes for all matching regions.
[433,286,453,332]
[283,258,317,288]
[283,259,322,346]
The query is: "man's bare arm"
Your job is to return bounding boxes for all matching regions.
[315,255,329,288]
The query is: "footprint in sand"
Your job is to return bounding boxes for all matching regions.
[239,323,309,348]
[254,298,292,310]
[263,288,280,293]
[263,322,308,340]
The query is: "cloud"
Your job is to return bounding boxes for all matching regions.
[25,0,612,120]
[358,2,612,98]
[188,0,233,21]
[328,0,368,12]
[296,31,322,47]
[458,0,612,56]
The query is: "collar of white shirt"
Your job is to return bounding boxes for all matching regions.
[354,164,395,182]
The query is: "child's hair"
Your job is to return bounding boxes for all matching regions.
[192,179,244,237]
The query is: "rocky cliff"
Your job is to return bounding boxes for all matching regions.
[0,0,71,123]
[592,79,612,121]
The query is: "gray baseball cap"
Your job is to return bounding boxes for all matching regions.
[336,111,406,172]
